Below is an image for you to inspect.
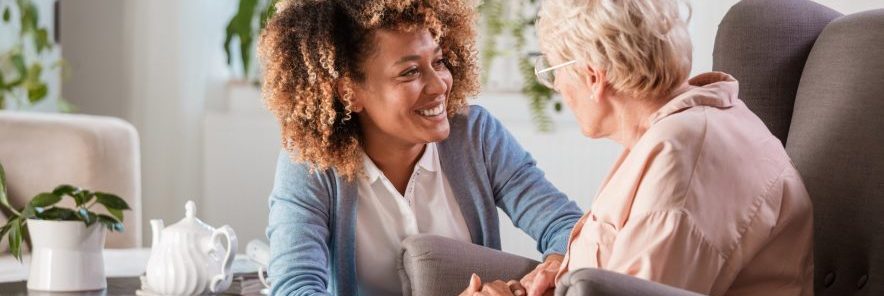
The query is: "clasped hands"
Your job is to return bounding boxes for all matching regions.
[458,254,562,296]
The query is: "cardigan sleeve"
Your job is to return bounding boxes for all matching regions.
[266,151,334,296]
[472,106,584,258]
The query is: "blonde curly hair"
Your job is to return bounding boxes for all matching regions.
[259,0,479,180]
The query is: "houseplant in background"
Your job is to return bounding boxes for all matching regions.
[478,0,560,131]
[0,0,70,111]
[0,162,130,291]
[223,0,281,83]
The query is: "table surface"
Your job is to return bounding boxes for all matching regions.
[0,277,143,296]
[0,248,264,295]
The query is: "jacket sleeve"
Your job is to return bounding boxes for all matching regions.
[474,106,584,258]
[266,151,334,296]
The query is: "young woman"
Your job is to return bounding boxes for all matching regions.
[259,1,583,295]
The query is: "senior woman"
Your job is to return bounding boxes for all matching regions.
[464,0,813,296]
[259,0,583,295]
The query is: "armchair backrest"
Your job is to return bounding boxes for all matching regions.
[713,0,841,144]
[785,9,884,295]
[715,1,884,294]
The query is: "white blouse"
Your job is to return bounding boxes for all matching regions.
[354,143,472,294]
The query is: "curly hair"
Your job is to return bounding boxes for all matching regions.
[259,0,479,180]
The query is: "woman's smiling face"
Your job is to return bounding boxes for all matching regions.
[350,28,453,147]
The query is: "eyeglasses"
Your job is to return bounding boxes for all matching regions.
[534,55,577,89]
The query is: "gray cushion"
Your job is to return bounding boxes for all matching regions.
[713,0,841,144]
[398,234,538,296]
[555,268,702,296]
[786,9,884,296]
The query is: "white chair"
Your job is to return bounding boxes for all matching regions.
[0,111,142,251]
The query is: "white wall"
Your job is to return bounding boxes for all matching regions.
[59,0,239,244]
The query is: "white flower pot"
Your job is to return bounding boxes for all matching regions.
[26,219,107,292]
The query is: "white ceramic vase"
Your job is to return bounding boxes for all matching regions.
[26,219,107,292]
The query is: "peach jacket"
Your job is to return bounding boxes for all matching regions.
[558,72,814,296]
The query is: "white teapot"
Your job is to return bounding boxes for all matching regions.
[144,200,237,295]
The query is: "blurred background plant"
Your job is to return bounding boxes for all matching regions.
[222,0,560,131]
[477,0,560,131]
[0,0,70,111]
[223,0,281,84]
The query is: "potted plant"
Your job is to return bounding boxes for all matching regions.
[0,162,130,292]
[0,0,71,111]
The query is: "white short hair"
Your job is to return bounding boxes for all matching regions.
[537,0,693,99]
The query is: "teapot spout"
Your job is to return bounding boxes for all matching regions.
[150,219,164,249]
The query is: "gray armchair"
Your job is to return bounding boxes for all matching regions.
[399,1,884,295]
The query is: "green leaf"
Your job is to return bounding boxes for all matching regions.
[77,208,96,226]
[23,62,48,103]
[27,83,48,103]
[35,28,51,53]
[26,63,42,82]
[8,218,23,261]
[94,192,130,210]
[19,0,39,36]
[52,185,79,196]
[11,53,26,80]
[72,189,91,207]
[107,208,124,222]
[96,214,124,232]
[37,207,77,221]
[3,7,10,23]
[224,0,258,77]
[29,193,62,208]
[82,192,95,206]
[20,204,36,219]
[0,162,19,216]
[0,223,11,244]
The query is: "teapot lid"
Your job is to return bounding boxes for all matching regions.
[165,200,214,235]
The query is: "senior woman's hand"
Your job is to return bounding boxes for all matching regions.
[520,254,563,296]
[459,274,527,296]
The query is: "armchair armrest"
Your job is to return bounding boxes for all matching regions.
[556,268,704,296]
[399,234,539,296]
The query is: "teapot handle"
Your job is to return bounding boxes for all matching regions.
[209,225,238,293]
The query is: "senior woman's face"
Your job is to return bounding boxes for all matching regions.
[351,28,453,147]
[550,56,614,139]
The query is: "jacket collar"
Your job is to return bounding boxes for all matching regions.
[361,142,438,183]
[648,72,740,125]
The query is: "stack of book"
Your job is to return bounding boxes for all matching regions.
[225,257,269,295]
[225,272,267,295]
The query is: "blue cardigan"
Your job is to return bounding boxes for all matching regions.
[267,106,583,295]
